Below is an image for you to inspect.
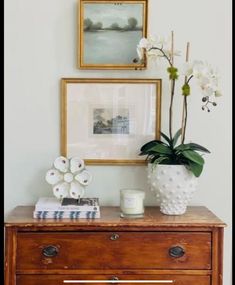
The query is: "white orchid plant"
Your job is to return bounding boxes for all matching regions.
[136,32,222,177]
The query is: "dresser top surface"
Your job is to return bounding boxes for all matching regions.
[4,206,225,228]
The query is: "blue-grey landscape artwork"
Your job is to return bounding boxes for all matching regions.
[93,108,129,135]
[83,3,144,65]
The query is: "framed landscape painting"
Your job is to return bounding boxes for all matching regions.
[78,0,148,69]
[61,78,162,165]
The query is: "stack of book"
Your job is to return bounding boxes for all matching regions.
[33,197,100,219]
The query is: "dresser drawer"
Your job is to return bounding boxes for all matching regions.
[16,232,211,270]
[16,274,210,285]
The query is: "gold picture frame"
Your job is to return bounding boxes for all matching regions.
[61,78,161,165]
[78,0,148,69]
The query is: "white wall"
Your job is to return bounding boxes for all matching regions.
[4,0,232,284]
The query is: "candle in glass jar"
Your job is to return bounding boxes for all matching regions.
[120,189,145,218]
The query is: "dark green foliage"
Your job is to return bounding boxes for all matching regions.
[139,129,210,177]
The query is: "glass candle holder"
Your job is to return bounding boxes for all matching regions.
[120,189,145,218]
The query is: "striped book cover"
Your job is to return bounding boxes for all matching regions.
[35,197,100,212]
[33,210,100,219]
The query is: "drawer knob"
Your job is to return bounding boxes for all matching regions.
[42,245,59,257]
[169,246,185,258]
[110,233,119,241]
[110,276,119,281]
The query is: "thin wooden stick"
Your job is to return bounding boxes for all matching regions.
[169,31,174,140]
[171,31,174,65]
[181,42,190,143]
[185,42,190,62]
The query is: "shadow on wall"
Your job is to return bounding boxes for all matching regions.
[26,168,53,204]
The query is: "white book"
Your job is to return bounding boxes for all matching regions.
[35,197,100,211]
[33,210,100,219]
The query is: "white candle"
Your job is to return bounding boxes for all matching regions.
[120,189,145,218]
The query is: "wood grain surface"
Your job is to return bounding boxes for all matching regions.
[16,232,211,270]
[4,206,225,285]
[5,206,226,228]
[16,274,211,285]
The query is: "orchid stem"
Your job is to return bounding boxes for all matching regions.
[169,79,175,140]
[149,47,172,66]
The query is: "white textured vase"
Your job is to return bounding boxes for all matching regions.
[148,164,198,215]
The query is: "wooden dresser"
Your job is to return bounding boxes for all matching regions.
[4,206,226,285]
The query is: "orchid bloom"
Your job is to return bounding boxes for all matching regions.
[137,36,181,62]
[180,59,222,106]
[136,34,222,116]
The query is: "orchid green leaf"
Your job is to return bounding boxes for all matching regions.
[160,132,172,146]
[187,160,204,177]
[182,150,204,165]
[175,143,210,153]
[149,144,172,155]
[172,128,182,147]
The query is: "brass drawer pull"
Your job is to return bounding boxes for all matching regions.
[42,245,59,257]
[110,233,119,241]
[110,276,119,281]
[169,246,185,258]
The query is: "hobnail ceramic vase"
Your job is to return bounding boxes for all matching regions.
[148,164,198,215]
